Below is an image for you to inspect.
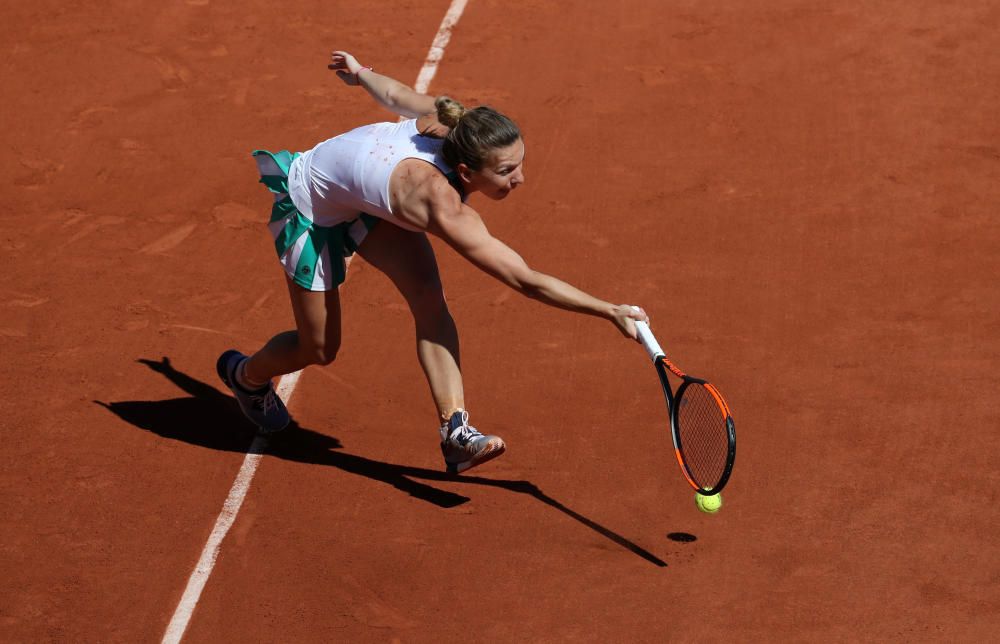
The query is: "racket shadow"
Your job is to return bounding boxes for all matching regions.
[96,356,666,568]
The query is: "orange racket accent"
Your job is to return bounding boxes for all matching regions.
[660,355,686,379]
[673,447,700,490]
[704,383,732,417]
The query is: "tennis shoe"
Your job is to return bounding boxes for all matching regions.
[439,409,505,474]
[216,349,290,433]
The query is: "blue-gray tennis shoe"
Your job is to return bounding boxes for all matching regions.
[216,349,290,433]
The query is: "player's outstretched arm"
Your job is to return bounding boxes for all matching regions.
[329,50,437,118]
[429,195,647,339]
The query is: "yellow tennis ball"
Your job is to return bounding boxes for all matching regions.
[695,490,722,514]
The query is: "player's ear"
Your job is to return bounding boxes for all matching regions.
[456,162,475,185]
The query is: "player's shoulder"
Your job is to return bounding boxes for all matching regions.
[404,162,461,210]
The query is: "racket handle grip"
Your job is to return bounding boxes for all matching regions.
[634,320,664,362]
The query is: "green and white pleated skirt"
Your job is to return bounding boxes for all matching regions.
[252,149,378,291]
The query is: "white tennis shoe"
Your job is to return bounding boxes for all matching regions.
[439,409,506,474]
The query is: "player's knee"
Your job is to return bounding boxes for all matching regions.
[315,347,338,366]
[407,279,448,321]
[316,340,340,365]
[303,338,340,366]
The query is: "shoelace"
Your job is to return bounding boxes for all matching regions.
[448,411,483,446]
[250,389,280,414]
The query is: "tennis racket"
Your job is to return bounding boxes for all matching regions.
[634,316,736,495]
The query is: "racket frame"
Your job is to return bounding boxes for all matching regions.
[635,319,736,495]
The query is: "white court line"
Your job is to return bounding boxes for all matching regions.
[161,372,300,644]
[161,2,470,641]
[414,0,469,94]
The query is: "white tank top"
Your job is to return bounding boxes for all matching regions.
[286,119,452,230]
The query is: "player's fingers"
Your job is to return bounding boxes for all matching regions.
[331,51,356,67]
[626,317,639,339]
[628,304,650,323]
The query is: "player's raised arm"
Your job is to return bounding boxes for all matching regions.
[329,50,437,118]
[426,188,646,338]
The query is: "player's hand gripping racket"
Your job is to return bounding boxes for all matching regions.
[633,315,736,495]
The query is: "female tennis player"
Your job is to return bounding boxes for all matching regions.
[218,50,648,474]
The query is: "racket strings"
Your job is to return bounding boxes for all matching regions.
[676,384,730,488]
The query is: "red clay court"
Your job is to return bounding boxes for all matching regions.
[3,1,999,641]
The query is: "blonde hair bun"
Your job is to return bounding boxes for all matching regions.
[435,96,467,128]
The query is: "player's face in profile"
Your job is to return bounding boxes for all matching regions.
[470,138,525,200]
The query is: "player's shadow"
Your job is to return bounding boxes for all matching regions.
[96,357,667,568]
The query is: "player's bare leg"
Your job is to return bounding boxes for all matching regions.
[357,222,505,473]
[356,223,464,421]
[217,278,341,433]
[243,277,343,383]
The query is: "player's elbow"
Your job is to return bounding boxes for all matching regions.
[513,269,544,300]
[381,84,424,117]
[380,86,401,109]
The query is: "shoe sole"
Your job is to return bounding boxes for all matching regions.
[447,438,506,474]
